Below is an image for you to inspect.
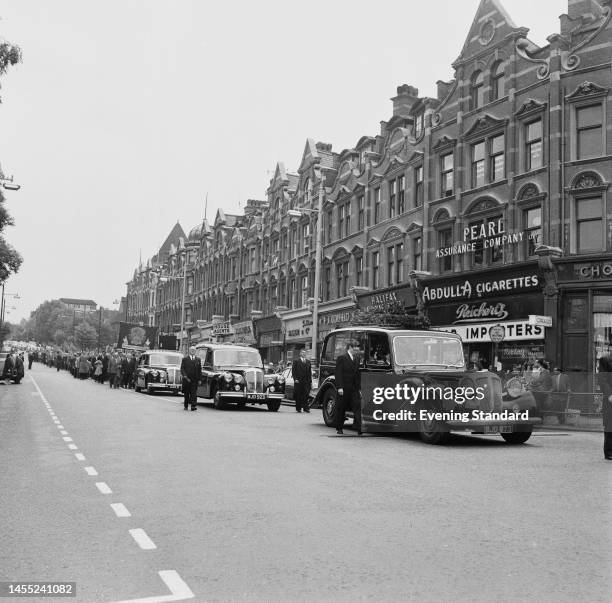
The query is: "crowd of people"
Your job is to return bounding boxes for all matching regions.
[1,350,25,384]
[30,349,140,389]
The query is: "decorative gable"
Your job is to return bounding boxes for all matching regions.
[515,99,547,119]
[297,138,320,174]
[464,114,507,139]
[565,81,609,102]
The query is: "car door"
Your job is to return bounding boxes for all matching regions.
[196,348,213,398]
[137,354,148,388]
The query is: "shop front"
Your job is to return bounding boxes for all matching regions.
[422,265,547,372]
[282,310,314,363]
[254,315,283,365]
[356,283,417,314]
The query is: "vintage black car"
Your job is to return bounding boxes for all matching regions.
[194,343,285,411]
[314,326,540,444]
[134,350,183,395]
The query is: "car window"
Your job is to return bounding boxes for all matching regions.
[366,333,392,368]
[195,348,208,363]
[322,334,335,363]
[139,355,147,366]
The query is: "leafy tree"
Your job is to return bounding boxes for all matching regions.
[0,36,23,282]
[74,322,97,350]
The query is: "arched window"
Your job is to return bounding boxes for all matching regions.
[470,71,484,110]
[491,61,505,100]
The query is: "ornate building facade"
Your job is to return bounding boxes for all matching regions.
[127,0,611,400]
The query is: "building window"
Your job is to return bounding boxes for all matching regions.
[441,153,454,197]
[374,187,381,223]
[290,277,297,308]
[280,233,287,262]
[355,255,363,286]
[357,195,364,231]
[387,246,395,287]
[303,177,310,205]
[525,120,542,170]
[470,71,484,110]
[371,251,379,289]
[336,260,349,297]
[389,180,396,219]
[491,61,505,100]
[326,211,333,244]
[414,165,424,206]
[576,196,604,253]
[301,223,310,253]
[345,203,351,237]
[490,134,505,181]
[468,217,504,267]
[438,229,453,272]
[414,112,424,139]
[577,104,603,160]
[397,175,405,213]
[300,275,308,306]
[395,242,403,284]
[524,207,542,257]
[471,141,485,188]
[413,237,422,270]
[324,266,331,300]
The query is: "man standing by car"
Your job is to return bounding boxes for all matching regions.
[181,346,202,411]
[292,348,312,413]
[335,339,363,435]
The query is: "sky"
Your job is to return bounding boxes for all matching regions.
[0,0,568,323]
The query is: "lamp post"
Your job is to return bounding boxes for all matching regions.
[0,175,21,191]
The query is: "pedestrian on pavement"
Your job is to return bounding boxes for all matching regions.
[528,358,553,417]
[597,355,612,460]
[3,352,15,384]
[180,346,202,411]
[78,354,90,380]
[27,352,34,370]
[108,353,119,389]
[291,348,312,413]
[14,354,24,384]
[334,339,363,435]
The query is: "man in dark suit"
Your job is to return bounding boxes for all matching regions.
[335,338,363,435]
[181,346,202,411]
[291,348,312,413]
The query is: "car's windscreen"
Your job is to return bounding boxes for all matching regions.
[148,354,181,366]
[214,349,262,368]
[393,336,465,368]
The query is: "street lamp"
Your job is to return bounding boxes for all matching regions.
[287,166,335,365]
[0,175,21,191]
[0,286,20,328]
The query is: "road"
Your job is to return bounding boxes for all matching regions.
[0,363,610,603]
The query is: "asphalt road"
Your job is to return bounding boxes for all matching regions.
[1,363,610,603]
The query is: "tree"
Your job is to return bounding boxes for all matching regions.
[0,36,23,283]
[25,300,72,344]
[74,322,97,350]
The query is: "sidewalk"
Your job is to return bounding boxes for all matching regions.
[540,413,603,433]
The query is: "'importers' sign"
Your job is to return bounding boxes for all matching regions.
[435,320,545,342]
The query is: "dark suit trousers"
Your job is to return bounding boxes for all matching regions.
[183,380,198,409]
[335,389,362,431]
[294,383,310,411]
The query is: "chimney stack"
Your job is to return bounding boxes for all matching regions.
[391,84,419,117]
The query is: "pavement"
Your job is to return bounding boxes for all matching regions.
[1,363,610,603]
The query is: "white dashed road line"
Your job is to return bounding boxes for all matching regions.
[129,528,157,550]
[68,444,78,450]
[96,482,113,494]
[62,436,73,442]
[60,430,68,435]
[84,466,98,476]
[110,503,132,518]
[75,453,86,461]
[111,570,194,602]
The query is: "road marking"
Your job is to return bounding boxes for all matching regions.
[75,453,86,461]
[56,424,64,428]
[68,444,78,450]
[84,466,98,476]
[60,430,68,435]
[111,570,194,602]
[111,503,131,518]
[62,436,73,442]
[96,482,112,494]
[129,528,157,550]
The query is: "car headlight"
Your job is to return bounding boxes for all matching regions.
[269,385,276,392]
[265,376,275,384]
[159,371,167,382]
[505,377,523,399]
[222,372,233,382]
[234,384,241,391]
[151,370,158,377]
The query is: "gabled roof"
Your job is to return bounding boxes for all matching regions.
[158,222,187,260]
[59,298,97,307]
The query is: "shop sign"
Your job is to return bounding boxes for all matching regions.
[528,314,553,327]
[435,320,544,342]
[233,320,255,344]
[211,321,232,336]
[435,218,540,259]
[489,324,505,343]
[357,286,415,312]
[318,310,356,330]
[422,273,540,303]
[285,317,313,341]
[559,261,612,281]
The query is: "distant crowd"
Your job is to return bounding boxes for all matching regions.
[30,349,140,389]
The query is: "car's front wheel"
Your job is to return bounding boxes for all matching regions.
[213,389,226,410]
[501,427,533,444]
[322,389,337,427]
[418,413,450,445]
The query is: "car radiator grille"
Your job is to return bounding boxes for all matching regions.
[244,369,263,393]
[166,368,181,384]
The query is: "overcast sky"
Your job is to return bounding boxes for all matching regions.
[0,0,567,323]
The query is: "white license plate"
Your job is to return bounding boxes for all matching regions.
[484,425,513,434]
[247,393,266,400]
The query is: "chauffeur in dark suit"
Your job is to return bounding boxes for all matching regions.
[180,346,202,411]
[291,348,312,413]
[334,339,363,435]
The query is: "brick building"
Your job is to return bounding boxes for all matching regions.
[127,0,611,401]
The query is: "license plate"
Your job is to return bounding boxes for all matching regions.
[484,425,513,434]
[247,393,266,400]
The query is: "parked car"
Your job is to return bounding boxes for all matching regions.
[314,326,540,444]
[194,343,285,411]
[134,350,183,395]
[0,351,23,384]
[281,367,319,407]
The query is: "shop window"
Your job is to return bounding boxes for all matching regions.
[576,104,603,159]
[524,206,542,257]
[441,153,454,197]
[576,196,604,253]
[491,61,505,100]
[470,71,484,110]
[414,165,424,206]
[525,120,542,171]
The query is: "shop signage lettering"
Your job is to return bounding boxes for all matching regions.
[436,320,544,342]
[285,317,314,341]
[358,286,416,312]
[211,321,232,336]
[455,302,509,323]
[422,275,539,302]
[233,320,255,344]
[579,263,612,278]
